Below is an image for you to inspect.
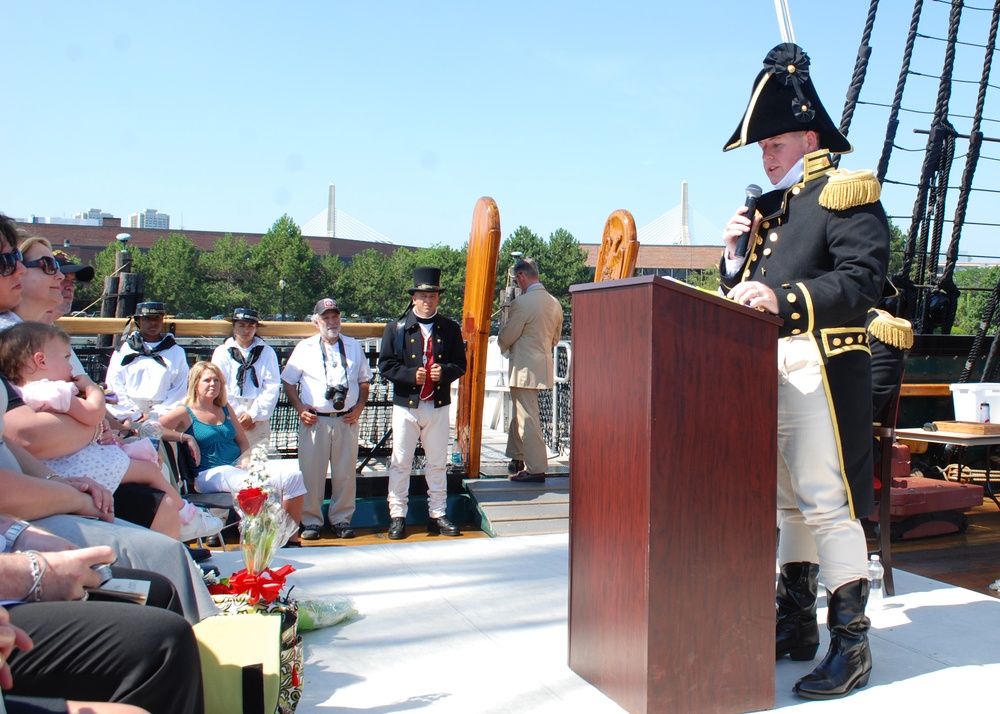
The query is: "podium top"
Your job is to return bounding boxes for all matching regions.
[570,274,783,327]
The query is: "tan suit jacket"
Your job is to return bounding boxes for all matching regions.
[497,285,564,389]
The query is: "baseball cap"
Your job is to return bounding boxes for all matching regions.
[312,298,341,315]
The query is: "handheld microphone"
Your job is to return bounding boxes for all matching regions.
[733,184,763,258]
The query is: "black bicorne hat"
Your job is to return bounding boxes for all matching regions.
[407,266,445,295]
[724,43,851,154]
[134,302,166,317]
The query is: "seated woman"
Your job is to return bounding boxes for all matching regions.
[159,361,305,546]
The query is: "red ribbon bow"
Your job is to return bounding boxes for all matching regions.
[228,564,296,604]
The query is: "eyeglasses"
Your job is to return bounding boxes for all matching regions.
[0,249,24,277]
[22,256,60,275]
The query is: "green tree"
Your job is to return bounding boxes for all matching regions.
[316,255,348,312]
[199,233,254,315]
[249,215,317,320]
[952,265,1000,335]
[132,234,206,315]
[542,228,590,313]
[340,248,400,321]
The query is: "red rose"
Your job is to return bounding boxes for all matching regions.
[208,583,233,595]
[237,487,267,516]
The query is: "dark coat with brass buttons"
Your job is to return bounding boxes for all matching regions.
[719,151,890,518]
[378,311,466,409]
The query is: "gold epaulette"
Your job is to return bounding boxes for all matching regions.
[819,169,882,210]
[868,309,914,350]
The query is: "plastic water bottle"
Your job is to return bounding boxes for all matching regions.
[138,419,163,452]
[450,438,462,466]
[867,554,884,613]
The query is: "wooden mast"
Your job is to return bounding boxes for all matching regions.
[455,197,502,478]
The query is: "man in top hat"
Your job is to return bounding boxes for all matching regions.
[378,267,467,540]
[497,258,564,483]
[51,250,95,319]
[719,43,890,700]
[211,308,281,451]
[105,302,190,422]
[281,297,372,540]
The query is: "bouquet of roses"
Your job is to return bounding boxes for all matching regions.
[236,444,299,577]
[208,445,299,604]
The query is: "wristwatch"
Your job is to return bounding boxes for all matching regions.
[3,519,30,553]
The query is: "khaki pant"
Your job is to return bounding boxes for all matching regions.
[297,415,359,527]
[506,387,549,475]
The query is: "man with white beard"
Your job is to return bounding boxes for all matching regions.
[281,298,371,540]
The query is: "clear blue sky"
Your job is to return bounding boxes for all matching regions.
[3,1,997,259]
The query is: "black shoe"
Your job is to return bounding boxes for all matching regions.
[204,535,222,549]
[188,547,212,563]
[427,516,461,536]
[200,563,221,577]
[300,525,322,541]
[332,522,356,539]
[507,459,525,473]
[283,539,302,548]
[510,471,545,483]
[776,562,820,661]
[387,517,407,540]
[793,579,872,700]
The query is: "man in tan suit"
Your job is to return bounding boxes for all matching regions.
[498,259,564,482]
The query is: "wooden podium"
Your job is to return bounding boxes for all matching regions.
[568,276,780,714]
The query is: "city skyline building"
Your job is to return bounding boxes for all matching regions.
[129,208,170,230]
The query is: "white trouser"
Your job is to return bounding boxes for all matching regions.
[388,400,450,518]
[775,336,868,591]
[297,416,359,527]
[194,463,307,501]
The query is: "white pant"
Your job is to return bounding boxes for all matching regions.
[388,401,449,518]
[775,336,868,591]
[194,463,307,501]
[298,416,359,527]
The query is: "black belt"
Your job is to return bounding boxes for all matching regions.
[312,409,351,417]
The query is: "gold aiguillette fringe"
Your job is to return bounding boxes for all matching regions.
[868,309,914,350]
[819,169,882,210]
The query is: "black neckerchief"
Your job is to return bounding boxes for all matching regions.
[228,341,265,395]
[120,332,177,367]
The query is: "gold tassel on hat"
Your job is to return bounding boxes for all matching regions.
[868,309,914,350]
[819,169,882,210]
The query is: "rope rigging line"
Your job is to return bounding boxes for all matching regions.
[877,0,925,185]
[938,0,999,292]
[835,0,881,168]
[900,0,964,327]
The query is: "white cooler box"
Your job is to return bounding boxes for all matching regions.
[949,383,1000,422]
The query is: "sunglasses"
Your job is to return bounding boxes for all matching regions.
[0,249,24,277]
[22,255,60,275]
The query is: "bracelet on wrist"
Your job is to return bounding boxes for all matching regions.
[20,550,47,602]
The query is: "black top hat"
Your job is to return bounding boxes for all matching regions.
[724,43,851,154]
[407,266,445,295]
[229,307,260,323]
[134,302,166,317]
[52,250,95,282]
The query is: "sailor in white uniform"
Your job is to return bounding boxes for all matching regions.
[211,307,281,451]
[105,302,190,422]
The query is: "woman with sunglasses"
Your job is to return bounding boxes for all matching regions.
[13,236,64,323]
[0,225,196,553]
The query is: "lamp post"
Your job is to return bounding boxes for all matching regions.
[278,278,287,321]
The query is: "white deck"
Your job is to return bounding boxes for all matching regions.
[211,534,1000,713]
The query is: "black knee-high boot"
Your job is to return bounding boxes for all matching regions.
[776,562,820,661]
[793,578,872,700]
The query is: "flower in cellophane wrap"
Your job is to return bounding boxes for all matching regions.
[236,444,298,577]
